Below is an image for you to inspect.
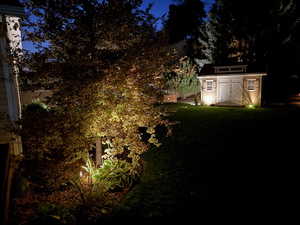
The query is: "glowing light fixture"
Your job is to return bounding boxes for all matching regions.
[246,104,256,109]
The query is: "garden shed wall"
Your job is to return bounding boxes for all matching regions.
[199,73,266,106]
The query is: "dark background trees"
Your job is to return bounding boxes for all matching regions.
[163,0,208,61]
[163,0,299,102]
[208,0,299,101]
[164,0,206,43]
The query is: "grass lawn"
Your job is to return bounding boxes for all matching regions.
[110,104,299,220]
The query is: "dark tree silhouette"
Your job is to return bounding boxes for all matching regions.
[208,0,299,100]
[163,0,208,61]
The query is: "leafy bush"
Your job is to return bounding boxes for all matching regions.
[81,158,139,193]
[96,159,138,191]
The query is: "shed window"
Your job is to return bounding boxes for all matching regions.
[247,79,255,91]
[206,80,213,91]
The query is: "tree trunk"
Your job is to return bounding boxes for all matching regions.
[95,137,103,168]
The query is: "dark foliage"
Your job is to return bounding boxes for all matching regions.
[163,0,208,61]
[209,0,300,101]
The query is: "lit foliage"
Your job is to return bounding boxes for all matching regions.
[81,157,137,192]
[164,57,200,100]
[20,0,178,179]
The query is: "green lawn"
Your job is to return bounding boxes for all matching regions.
[110,104,299,220]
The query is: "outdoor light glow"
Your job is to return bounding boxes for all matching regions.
[203,95,214,105]
[246,104,255,109]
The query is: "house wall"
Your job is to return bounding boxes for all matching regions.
[0,9,24,225]
[0,15,23,146]
[2,15,22,122]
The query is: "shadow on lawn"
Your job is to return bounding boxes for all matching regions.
[103,105,299,221]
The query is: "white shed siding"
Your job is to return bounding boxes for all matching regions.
[199,73,266,106]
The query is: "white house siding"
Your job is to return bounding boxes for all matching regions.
[0,15,22,150]
[2,15,22,121]
[0,6,24,225]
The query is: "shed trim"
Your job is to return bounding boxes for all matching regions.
[198,72,267,78]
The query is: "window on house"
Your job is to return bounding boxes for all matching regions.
[247,79,255,91]
[206,80,213,91]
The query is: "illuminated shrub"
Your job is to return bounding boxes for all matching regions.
[81,157,139,192]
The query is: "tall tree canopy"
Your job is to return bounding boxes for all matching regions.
[20,0,178,179]
[163,0,208,61]
[164,0,206,43]
[208,0,299,98]
[209,0,299,65]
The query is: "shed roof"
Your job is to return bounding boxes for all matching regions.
[199,63,267,77]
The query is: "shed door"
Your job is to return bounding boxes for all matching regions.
[219,82,231,103]
[218,78,242,105]
[231,80,242,104]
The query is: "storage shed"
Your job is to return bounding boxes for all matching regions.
[198,65,267,106]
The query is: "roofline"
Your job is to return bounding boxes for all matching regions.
[198,72,267,78]
[0,5,25,17]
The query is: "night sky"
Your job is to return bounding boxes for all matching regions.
[142,0,214,29]
[22,0,215,51]
[143,0,214,18]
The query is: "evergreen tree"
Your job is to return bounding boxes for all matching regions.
[209,0,299,67]
[165,57,200,102]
